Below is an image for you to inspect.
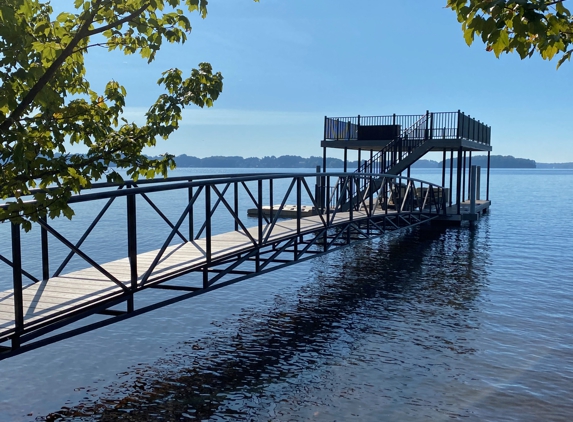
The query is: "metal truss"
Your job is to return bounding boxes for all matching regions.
[0,171,445,359]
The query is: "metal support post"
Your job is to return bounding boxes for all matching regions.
[470,165,477,215]
[11,223,24,349]
[476,166,481,200]
[315,166,321,211]
[269,178,274,221]
[456,147,462,215]
[449,150,454,206]
[487,152,491,201]
[295,177,301,255]
[204,186,211,289]
[127,193,137,312]
[462,151,467,202]
[234,182,239,231]
[257,179,263,271]
[188,185,194,239]
[468,151,472,198]
[40,214,49,281]
[441,150,446,188]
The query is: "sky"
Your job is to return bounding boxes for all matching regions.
[79,0,573,163]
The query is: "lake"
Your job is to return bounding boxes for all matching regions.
[0,168,572,421]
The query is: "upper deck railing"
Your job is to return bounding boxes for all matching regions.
[324,111,491,146]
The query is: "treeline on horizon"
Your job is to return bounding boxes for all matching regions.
[163,154,572,169]
[165,154,446,169]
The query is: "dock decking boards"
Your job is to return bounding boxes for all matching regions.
[0,208,406,343]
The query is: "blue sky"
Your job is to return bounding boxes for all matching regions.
[82,0,572,162]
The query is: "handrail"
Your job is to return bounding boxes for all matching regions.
[324,111,490,146]
[0,171,447,356]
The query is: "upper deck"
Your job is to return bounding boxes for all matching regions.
[321,111,491,152]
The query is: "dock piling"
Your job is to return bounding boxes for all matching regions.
[470,165,477,215]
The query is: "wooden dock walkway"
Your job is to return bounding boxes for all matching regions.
[0,171,462,357]
[0,207,408,343]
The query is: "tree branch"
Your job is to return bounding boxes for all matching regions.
[85,3,150,37]
[0,0,104,133]
[0,1,150,134]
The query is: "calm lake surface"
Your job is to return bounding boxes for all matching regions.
[0,168,572,421]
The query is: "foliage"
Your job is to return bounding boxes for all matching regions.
[447,0,573,67]
[0,0,232,230]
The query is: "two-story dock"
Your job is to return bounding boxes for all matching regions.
[0,110,492,358]
[320,110,492,221]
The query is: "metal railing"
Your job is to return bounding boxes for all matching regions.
[0,172,446,355]
[324,111,491,145]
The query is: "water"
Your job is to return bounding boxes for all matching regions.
[0,168,572,421]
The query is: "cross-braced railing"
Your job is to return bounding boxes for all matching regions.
[0,172,446,357]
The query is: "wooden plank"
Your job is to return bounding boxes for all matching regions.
[0,207,418,340]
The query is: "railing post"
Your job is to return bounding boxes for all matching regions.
[430,112,434,139]
[326,175,331,225]
[449,150,454,207]
[323,115,327,140]
[204,185,211,289]
[40,214,49,281]
[188,184,194,239]
[347,176,353,244]
[457,110,462,139]
[269,178,274,222]
[296,177,302,256]
[257,179,263,271]
[349,177,354,221]
[234,182,239,231]
[127,192,137,312]
[425,110,430,140]
[462,151,467,202]
[315,165,321,211]
[296,177,301,236]
[456,147,463,215]
[11,223,24,349]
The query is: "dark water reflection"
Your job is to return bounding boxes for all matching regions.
[40,224,491,421]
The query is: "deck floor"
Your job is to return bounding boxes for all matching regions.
[0,208,405,341]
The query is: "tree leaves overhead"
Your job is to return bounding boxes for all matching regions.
[0,0,244,230]
[447,0,573,67]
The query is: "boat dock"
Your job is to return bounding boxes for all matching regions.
[0,110,492,359]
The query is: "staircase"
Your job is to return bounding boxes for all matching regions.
[332,113,435,212]
[357,112,432,176]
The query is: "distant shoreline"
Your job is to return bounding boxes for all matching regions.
[158,154,573,170]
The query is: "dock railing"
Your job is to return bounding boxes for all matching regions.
[324,111,491,146]
[0,172,446,353]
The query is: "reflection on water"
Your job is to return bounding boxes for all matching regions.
[40,224,492,421]
[13,168,573,422]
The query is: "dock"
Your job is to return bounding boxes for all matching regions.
[0,172,450,358]
[0,110,493,359]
